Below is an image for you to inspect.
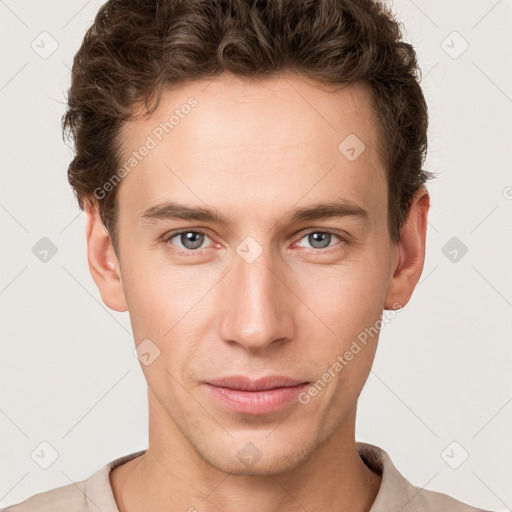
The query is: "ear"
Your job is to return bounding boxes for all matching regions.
[384,187,430,310]
[85,200,128,312]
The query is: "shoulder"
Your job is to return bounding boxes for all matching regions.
[1,481,87,512]
[1,450,146,512]
[356,442,492,512]
[406,485,490,512]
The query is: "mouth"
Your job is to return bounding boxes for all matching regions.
[203,375,310,415]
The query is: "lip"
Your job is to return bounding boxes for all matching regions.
[206,375,307,391]
[203,375,309,415]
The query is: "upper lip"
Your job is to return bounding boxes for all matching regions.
[205,375,309,391]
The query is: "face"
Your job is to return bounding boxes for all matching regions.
[88,74,426,476]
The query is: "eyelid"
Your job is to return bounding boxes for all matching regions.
[295,226,347,239]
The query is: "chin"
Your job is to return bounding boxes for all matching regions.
[191,429,321,477]
[207,446,312,477]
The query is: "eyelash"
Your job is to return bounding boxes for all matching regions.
[161,229,346,256]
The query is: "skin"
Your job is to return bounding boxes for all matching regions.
[85,74,430,512]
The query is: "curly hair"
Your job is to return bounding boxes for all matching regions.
[62,0,432,255]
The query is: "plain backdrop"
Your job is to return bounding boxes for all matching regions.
[1,0,511,510]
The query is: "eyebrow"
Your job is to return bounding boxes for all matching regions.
[139,199,368,226]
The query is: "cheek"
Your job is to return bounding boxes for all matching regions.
[121,253,205,339]
[298,270,384,414]
[122,263,203,395]
[299,253,390,332]
[293,252,390,387]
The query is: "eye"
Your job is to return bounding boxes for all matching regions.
[164,230,214,252]
[295,231,343,250]
[162,229,345,255]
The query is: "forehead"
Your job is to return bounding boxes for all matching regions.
[116,74,386,226]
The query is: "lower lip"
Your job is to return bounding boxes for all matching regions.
[203,383,309,415]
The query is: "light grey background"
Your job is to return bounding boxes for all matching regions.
[1,0,511,509]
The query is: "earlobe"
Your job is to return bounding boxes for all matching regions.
[384,188,430,310]
[85,201,128,312]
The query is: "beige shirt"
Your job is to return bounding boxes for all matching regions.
[2,443,489,512]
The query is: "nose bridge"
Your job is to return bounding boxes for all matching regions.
[219,242,293,351]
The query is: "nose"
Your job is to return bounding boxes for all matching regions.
[218,246,296,352]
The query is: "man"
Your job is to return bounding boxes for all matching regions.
[3,0,491,511]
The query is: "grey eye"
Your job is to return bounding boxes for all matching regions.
[175,231,206,250]
[298,232,340,249]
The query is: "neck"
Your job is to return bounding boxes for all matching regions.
[111,393,381,512]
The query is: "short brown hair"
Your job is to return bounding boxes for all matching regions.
[62,0,432,255]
